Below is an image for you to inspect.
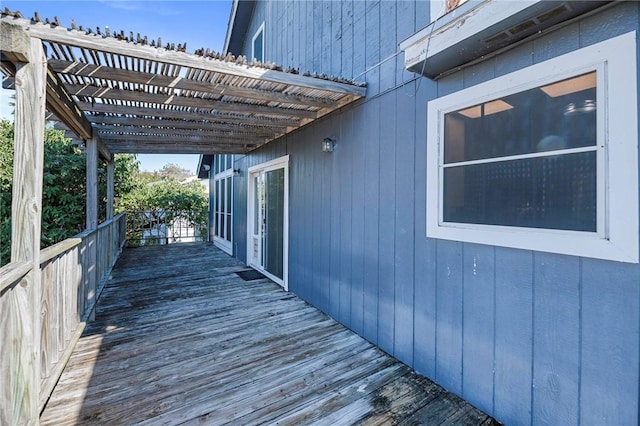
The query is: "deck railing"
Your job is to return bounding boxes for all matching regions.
[126,209,208,246]
[0,213,126,421]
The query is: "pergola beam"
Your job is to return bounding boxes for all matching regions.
[0,20,30,63]
[79,102,300,127]
[102,134,260,145]
[21,21,367,97]
[106,143,252,154]
[90,118,282,137]
[95,124,270,141]
[45,66,94,140]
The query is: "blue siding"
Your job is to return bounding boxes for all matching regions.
[393,80,415,366]
[494,248,533,425]
[222,2,640,425]
[462,243,495,413]
[377,90,395,355]
[362,99,380,345]
[338,111,353,328]
[580,259,640,425]
[435,240,464,395]
[532,253,580,425]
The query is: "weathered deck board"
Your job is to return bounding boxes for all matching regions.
[40,243,499,425]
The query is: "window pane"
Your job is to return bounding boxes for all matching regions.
[220,179,225,210]
[443,151,596,231]
[265,168,284,279]
[444,72,597,164]
[253,30,263,62]
[226,177,232,215]
[214,180,221,237]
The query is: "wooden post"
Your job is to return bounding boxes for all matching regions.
[86,137,98,230]
[106,157,114,220]
[85,138,98,321]
[0,25,47,425]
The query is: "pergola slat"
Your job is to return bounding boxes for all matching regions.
[64,83,318,119]
[49,59,337,108]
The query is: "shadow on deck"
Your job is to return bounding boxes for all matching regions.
[40,243,498,425]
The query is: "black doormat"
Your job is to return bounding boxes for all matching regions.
[236,269,267,281]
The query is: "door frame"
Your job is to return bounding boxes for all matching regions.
[212,168,233,255]
[247,155,289,290]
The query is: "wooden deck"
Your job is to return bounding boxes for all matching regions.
[40,243,498,425]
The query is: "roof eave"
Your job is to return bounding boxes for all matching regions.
[197,154,214,179]
[223,0,256,55]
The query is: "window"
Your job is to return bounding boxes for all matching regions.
[213,154,234,255]
[426,32,638,263]
[251,23,264,62]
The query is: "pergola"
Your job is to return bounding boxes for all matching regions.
[0,9,365,424]
[1,8,365,220]
[1,10,365,155]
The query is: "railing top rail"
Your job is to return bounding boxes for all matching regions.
[75,213,126,239]
[0,260,33,293]
[40,213,126,264]
[39,238,83,265]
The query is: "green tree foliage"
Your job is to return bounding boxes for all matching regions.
[41,126,87,247]
[0,120,14,266]
[1,120,87,264]
[117,178,207,245]
[138,163,193,182]
[157,163,193,181]
[1,119,208,263]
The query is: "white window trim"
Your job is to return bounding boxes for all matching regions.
[426,31,638,263]
[213,167,233,255]
[247,155,289,290]
[251,22,265,62]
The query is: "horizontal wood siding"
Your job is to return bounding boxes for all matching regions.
[225,2,640,425]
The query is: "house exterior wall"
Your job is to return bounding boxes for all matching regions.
[222,2,640,425]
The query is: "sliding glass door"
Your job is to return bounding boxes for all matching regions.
[212,155,234,254]
[248,156,289,289]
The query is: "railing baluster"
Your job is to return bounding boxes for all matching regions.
[125,209,207,246]
[0,212,127,413]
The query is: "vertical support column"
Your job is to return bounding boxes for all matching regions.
[85,137,98,321]
[86,137,98,230]
[106,156,114,220]
[106,157,115,276]
[3,34,46,424]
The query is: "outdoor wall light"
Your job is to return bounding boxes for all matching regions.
[322,137,336,153]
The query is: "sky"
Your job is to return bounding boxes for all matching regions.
[1,0,233,173]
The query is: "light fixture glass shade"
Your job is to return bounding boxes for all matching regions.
[322,138,335,152]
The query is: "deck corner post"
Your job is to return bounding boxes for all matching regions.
[85,137,98,321]
[86,137,98,231]
[3,31,47,425]
[106,156,114,220]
